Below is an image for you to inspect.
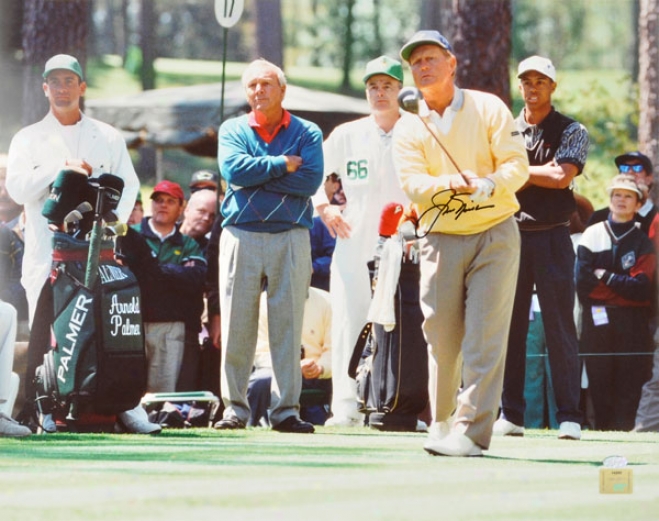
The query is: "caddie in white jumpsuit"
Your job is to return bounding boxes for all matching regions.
[5,55,157,435]
[6,54,139,325]
[314,56,410,425]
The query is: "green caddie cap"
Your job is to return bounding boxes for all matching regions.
[363,55,404,83]
[43,54,84,81]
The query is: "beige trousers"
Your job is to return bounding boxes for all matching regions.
[419,217,519,449]
[144,321,185,393]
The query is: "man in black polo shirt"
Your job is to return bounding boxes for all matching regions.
[495,56,589,440]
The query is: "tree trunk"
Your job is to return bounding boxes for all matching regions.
[372,0,383,57]
[255,0,284,68]
[632,0,641,82]
[121,0,130,64]
[451,0,512,107]
[340,0,356,92]
[21,0,89,125]
[638,0,659,203]
[419,0,453,36]
[0,1,24,142]
[140,0,156,90]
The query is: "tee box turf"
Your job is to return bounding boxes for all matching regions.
[599,468,633,494]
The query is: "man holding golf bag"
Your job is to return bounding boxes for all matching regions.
[393,31,529,456]
[6,54,159,434]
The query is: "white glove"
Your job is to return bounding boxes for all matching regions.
[469,177,496,203]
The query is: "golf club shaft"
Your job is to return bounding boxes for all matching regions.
[418,116,471,186]
[85,187,105,288]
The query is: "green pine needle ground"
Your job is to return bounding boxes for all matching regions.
[1,427,657,521]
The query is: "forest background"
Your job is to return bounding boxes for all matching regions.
[0,0,656,209]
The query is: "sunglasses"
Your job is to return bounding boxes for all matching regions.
[618,164,645,173]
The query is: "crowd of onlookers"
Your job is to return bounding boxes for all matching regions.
[1,43,658,450]
[2,144,657,439]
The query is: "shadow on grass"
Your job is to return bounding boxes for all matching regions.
[526,430,658,445]
[0,431,405,469]
[485,455,648,467]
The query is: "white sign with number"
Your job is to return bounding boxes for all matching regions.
[214,0,244,28]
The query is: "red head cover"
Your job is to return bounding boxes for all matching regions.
[379,202,404,236]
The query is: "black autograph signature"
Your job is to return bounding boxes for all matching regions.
[430,189,495,220]
[412,189,495,239]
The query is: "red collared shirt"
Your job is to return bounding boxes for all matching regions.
[248,110,291,144]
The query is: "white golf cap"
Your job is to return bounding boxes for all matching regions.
[517,55,556,82]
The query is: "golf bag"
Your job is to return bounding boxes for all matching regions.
[349,261,429,431]
[32,170,146,430]
[34,232,146,426]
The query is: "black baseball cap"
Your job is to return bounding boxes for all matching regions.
[189,170,218,192]
[614,151,653,174]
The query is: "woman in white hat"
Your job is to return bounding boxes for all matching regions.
[576,174,656,430]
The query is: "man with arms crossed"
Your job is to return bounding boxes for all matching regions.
[214,59,323,433]
[494,56,588,440]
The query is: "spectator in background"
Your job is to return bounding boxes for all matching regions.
[189,169,219,194]
[214,59,323,434]
[571,193,596,236]
[127,191,144,226]
[576,174,655,431]
[309,174,342,291]
[331,179,346,209]
[177,187,218,395]
[495,56,588,441]
[0,300,31,437]
[588,152,658,247]
[0,155,28,322]
[586,152,659,432]
[248,287,332,426]
[201,173,227,406]
[324,173,341,203]
[310,215,335,291]
[119,180,207,393]
[202,204,224,407]
[636,336,659,432]
[180,188,216,252]
[314,55,409,427]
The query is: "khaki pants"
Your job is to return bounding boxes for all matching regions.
[144,321,185,393]
[420,217,519,449]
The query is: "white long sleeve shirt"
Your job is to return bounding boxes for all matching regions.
[6,111,139,322]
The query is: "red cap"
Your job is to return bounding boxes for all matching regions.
[379,202,404,236]
[151,180,185,202]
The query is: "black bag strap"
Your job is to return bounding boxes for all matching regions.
[348,322,372,379]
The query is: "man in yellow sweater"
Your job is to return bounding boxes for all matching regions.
[393,30,529,456]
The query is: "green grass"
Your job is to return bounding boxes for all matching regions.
[1,427,657,520]
[85,55,365,98]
